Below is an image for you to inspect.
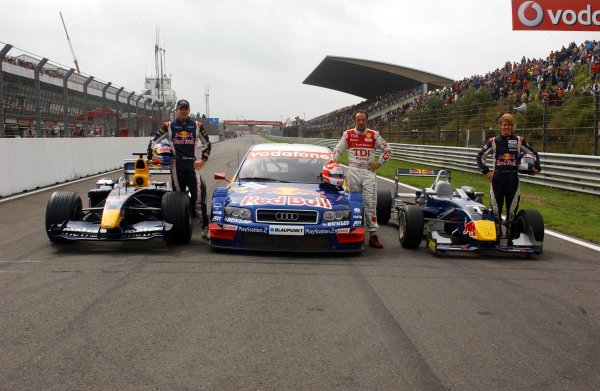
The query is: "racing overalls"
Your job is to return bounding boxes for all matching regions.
[149,118,212,227]
[331,128,391,233]
[476,134,541,235]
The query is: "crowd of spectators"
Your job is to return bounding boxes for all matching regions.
[304,88,419,129]
[435,40,600,106]
[304,40,600,130]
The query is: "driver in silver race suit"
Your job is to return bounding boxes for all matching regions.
[330,110,392,248]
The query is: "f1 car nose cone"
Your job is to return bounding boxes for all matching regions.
[101,209,122,229]
[474,220,497,241]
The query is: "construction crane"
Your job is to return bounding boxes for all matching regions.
[59,11,81,74]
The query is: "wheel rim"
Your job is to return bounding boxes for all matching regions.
[398,212,406,240]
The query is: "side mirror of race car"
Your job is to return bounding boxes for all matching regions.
[214,173,231,183]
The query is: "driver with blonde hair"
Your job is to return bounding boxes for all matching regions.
[476,113,541,238]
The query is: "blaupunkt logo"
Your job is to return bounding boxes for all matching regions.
[518,1,544,27]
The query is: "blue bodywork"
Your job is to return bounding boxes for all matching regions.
[209,181,365,252]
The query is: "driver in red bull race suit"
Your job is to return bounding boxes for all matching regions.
[476,113,541,238]
[148,99,212,239]
[330,110,392,248]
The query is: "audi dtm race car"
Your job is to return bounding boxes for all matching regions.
[45,152,192,243]
[389,168,544,255]
[208,143,366,252]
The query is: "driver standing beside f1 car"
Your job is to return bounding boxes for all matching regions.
[330,110,391,248]
[476,113,541,237]
[148,99,212,239]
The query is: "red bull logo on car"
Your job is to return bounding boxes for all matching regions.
[463,218,497,241]
[463,220,477,238]
[240,195,332,209]
[408,169,434,175]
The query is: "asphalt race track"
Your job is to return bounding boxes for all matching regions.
[1,135,599,390]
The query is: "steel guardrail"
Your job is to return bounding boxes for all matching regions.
[270,136,600,196]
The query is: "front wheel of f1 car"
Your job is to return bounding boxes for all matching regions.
[376,189,392,225]
[398,205,424,249]
[45,191,83,243]
[514,208,544,242]
[162,191,192,244]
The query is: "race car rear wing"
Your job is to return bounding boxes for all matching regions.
[394,168,454,205]
[395,168,451,182]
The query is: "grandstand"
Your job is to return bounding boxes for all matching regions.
[0,43,172,138]
[294,40,600,155]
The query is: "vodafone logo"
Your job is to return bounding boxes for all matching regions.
[518,1,544,27]
[512,0,600,31]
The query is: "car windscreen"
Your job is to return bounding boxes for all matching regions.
[237,153,329,184]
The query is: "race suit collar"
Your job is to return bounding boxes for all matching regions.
[175,117,191,125]
[354,127,367,135]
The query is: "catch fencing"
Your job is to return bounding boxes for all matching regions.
[286,90,600,156]
[0,42,171,138]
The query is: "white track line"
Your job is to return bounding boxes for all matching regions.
[0,170,120,203]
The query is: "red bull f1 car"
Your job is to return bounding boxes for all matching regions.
[45,153,192,243]
[209,143,366,252]
[387,168,544,255]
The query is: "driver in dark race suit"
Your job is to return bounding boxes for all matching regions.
[148,99,212,239]
[476,113,541,238]
[330,110,392,248]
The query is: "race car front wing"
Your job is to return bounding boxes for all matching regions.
[427,231,543,254]
[48,220,173,241]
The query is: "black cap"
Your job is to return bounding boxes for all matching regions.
[176,99,190,109]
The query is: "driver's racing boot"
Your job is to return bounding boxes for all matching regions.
[369,235,383,248]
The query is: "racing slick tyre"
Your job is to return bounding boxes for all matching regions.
[162,191,192,244]
[514,209,544,242]
[398,205,424,249]
[45,191,83,243]
[376,189,392,225]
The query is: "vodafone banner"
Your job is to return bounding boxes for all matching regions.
[512,0,600,30]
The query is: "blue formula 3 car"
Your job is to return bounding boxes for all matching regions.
[388,169,544,255]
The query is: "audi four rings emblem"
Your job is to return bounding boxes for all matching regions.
[276,212,298,221]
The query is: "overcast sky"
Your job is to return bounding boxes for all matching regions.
[0,0,595,122]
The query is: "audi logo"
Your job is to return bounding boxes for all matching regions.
[275,212,299,221]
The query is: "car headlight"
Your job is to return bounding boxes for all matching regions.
[323,210,350,221]
[225,206,252,220]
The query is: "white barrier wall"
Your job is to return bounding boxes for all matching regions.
[0,137,150,197]
[0,135,222,198]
